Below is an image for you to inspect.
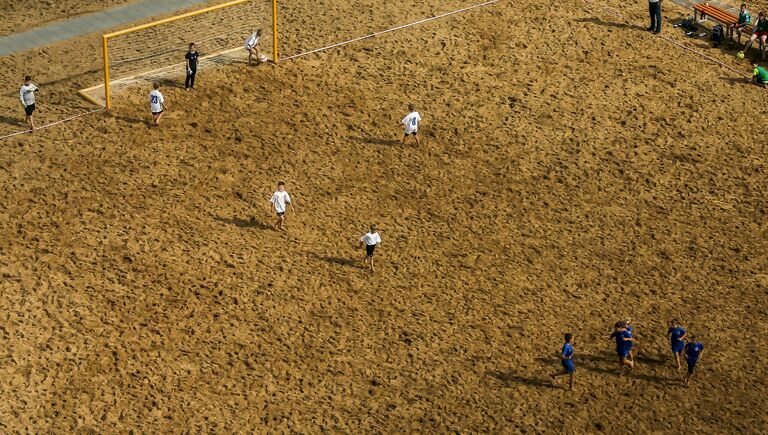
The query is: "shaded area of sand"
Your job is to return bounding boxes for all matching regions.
[0,0,767,432]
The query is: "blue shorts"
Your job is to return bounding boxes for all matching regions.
[562,359,575,373]
[672,343,685,354]
[686,359,697,374]
[617,347,631,359]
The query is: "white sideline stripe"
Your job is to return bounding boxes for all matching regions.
[0,108,104,140]
[281,0,501,61]
[3,1,502,141]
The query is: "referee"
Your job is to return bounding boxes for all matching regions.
[185,42,199,90]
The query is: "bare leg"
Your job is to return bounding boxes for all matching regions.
[402,134,407,145]
[745,35,757,53]
[414,134,421,146]
[369,256,375,272]
[568,372,574,390]
[762,36,767,60]
[674,352,681,370]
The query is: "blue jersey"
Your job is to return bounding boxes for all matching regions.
[685,342,704,361]
[562,343,574,360]
[668,326,686,346]
[610,330,632,351]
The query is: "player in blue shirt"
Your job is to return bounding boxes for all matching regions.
[667,319,687,370]
[608,321,635,372]
[683,335,705,385]
[550,333,575,390]
[625,318,637,363]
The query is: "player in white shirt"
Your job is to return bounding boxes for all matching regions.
[359,224,382,272]
[20,75,38,130]
[267,181,296,231]
[149,82,167,126]
[399,103,422,146]
[245,29,263,65]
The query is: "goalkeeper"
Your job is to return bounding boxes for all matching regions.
[245,29,263,65]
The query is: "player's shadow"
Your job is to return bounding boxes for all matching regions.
[0,115,26,127]
[537,353,674,385]
[351,136,401,146]
[213,216,271,230]
[312,253,359,267]
[109,114,145,125]
[485,370,559,389]
[576,17,645,31]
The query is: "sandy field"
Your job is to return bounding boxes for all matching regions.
[0,0,767,432]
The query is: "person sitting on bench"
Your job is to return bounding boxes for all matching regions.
[744,11,768,60]
[729,3,751,43]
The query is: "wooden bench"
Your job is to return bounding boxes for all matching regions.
[693,3,755,45]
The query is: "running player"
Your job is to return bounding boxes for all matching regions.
[667,319,687,370]
[399,103,421,146]
[550,333,576,390]
[149,82,166,126]
[19,75,38,130]
[245,29,263,65]
[268,181,295,231]
[359,224,381,272]
[185,42,199,90]
[608,321,635,372]
[683,335,705,385]
[625,318,637,363]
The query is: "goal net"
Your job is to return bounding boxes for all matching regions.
[79,0,273,108]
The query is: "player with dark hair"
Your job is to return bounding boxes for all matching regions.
[268,181,295,231]
[185,42,199,90]
[667,319,687,370]
[20,75,38,130]
[684,335,705,385]
[550,333,576,390]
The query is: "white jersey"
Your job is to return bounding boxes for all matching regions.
[245,32,260,50]
[149,90,164,113]
[360,232,381,246]
[20,84,37,106]
[270,191,291,213]
[402,111,421,134]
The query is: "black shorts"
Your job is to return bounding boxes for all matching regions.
[277,212,285,217]
[404,131,418,136]
[24,104,35,116]
[152,110,163,115]
[365,244,376,257]
[686,359,697,374]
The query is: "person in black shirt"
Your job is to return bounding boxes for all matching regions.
[185,42,199,90]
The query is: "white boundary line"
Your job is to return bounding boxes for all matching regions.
[0,108,104,140]
[2,0,501,141]
[281,0,501,61]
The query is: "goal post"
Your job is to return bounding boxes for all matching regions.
[79,0,278,109]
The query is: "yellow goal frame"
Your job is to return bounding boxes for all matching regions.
[79,0,278,109]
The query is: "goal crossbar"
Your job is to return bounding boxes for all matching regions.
[81,0,278,109]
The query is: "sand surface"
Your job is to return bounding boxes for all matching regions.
[0,0,767,432]
[0,1,132,36]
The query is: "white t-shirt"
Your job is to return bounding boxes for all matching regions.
[149,90,164,113]
[360,232,381,246]
[20,84,37,106]
[245,32,260,50]
[270,191,291,213]
[402,111,421,134]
